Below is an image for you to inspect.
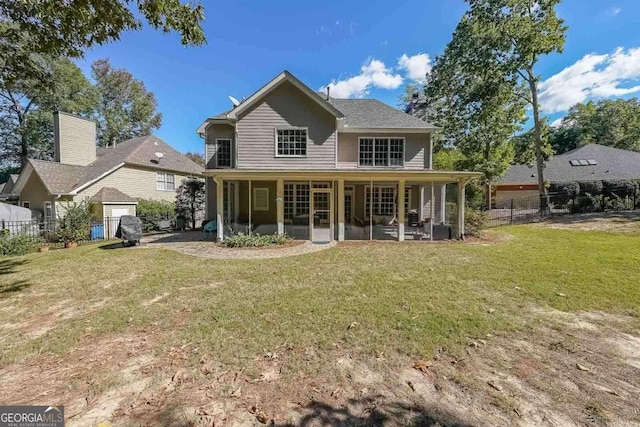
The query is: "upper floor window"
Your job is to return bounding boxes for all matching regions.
[216,138,232,167]
[276,128,307,157]
[359,137,405,167]
[156,172,175,191]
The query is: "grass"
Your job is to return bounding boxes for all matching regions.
[1,222,639,377]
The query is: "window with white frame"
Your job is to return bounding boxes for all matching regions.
[21,201,30,209]
[44,201,53,224]
[156,172,175,191]
[276,128,307,157]
[216,139,232,167]
[284,183,310,220]
[253,187,269,211]
[365,186,412,216]
[359,137,405,167]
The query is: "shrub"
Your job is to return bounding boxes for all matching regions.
[605,194,628,211]
[603,180,638,198]
[579,181,603,196]
[137,199,175,232]
[0,233,43,256]
[221,232,291,248]
[549,181,580,196]
[465,208,488,238]
[572,193,603,213]
[57,201,93,243]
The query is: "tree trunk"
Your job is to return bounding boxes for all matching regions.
[526,66,549,213]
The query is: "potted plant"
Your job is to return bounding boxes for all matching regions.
[57,201,93,248]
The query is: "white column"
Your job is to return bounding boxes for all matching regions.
[418,185,425,220]
[216,178,224,242]
[440,184,447,224]
[277,179,284,235]
[430,181,435,241]
[337,179,345,241]
[457,180,466,240]
[248,180,252,235]
[398,180,405,241]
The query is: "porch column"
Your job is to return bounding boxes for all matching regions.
[216,178,224,242]
[398,180,405,241]
[440,184,447,223]
[418,185,425,220]
[337,179,345,241]
[457,180,466,240]
[277,179,284,235]
[430,181,435,241]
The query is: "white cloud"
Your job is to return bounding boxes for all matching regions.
[539,47,640,113]
[607,6,622,16]
[550,118,563,128]
[322,58,403,98]
[397,53,432,83]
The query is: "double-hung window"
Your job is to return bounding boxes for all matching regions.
[359,137,404,167]
[216,138,232,168]
[156,172,175,191]
[276,128,307,157]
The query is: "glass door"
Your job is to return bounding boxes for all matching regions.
[311,190,332,242]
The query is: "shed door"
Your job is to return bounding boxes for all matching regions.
[108,208,130,239]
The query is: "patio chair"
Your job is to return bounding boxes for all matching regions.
[202,219,217,240]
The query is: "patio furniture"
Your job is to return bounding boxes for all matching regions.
[202,219,217,240]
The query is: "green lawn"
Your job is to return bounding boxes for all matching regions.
[1,222,639,374]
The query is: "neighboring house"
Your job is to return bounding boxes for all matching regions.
[496,144,640,203]
[11,112,203,235]
[197,71,480,242]
[0,174,19,204]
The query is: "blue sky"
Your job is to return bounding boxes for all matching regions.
[77,0,640,154]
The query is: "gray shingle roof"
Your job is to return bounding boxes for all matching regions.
[28,135,203,195]
[327,98,437,129]
[89,187,137,203]
[499,144,640,184]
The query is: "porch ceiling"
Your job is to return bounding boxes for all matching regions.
[204,169,482,183]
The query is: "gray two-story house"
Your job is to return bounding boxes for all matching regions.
[198,71,479,242]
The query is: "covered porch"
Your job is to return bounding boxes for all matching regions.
[205,170,481,242]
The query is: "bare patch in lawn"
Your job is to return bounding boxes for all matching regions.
[535,211,640,232]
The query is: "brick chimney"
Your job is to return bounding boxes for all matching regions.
[53,111,97,166]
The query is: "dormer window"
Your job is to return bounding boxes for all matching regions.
[359,137,405,167]
[276,128,307,157]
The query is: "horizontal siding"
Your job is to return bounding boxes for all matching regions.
[337,132,431,170]
[236,81,336,169]
[19,172,53,213]
[54,112,96,166]
[205,124,235,169]
[76,165,194,202]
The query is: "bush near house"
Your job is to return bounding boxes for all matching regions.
[136,199,175,232]
[0,231,42,256]
[464,208,488,237]
[220,232,291,248]
[57,202,93,244]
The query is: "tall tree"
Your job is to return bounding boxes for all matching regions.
[0,54,96,168]
[176,178,205,230]
[184,152,205,167]
[91,59,162,147]
[550,98,640,154]
[423,15,527,208]
[454,0,567,207]
[0,1,205,80]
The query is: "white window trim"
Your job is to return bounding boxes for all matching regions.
[215,138,233,168]
[44,201,53,223]
[274,126,309,158]
[253,187,269,211]
[156,172,176,191]
[357,137,405,168]
[284,182,310,219]
[21,201,30,208]
[364,185,412,217]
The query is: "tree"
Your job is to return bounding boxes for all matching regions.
[423,13,527,209]
[550,99,640,154]
[0,0,205,81]
[184,152,205,167]
[513,121,554,165]
[454,0,568,208]
[91,59,162,147]
[0,54,96,168]
[176,178,205,230]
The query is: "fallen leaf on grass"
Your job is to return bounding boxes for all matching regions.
[576,363,590,372]
[413,359,432,373]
